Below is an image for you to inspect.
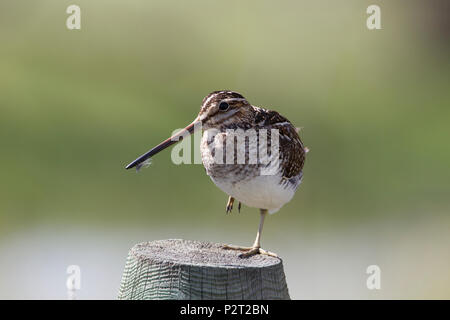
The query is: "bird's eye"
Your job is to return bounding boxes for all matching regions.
[218,102,229,111]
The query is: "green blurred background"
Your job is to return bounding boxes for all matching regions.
[0,0,449,299]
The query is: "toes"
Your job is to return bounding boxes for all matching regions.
[223,245,279,258]
[222,244,252,251]
[225,197,234,214]
[258,248,279,257]
[238,247,260,258]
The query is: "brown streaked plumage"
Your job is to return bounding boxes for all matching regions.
[126,90,306,258]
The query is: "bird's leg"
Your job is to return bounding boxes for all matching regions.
[226,196,235,214]
[222,209,278,258]
[238,202,242,213]
[239,209,277,258]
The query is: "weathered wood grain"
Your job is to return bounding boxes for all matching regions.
[118,239,290,300]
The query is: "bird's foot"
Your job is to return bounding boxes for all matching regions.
[226,197,243,214]
[222,244,278,258]
[226,197,234,214]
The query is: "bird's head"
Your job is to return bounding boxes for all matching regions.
[125,90,251,170]
[196,91,252,130]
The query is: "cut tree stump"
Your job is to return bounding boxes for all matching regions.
[118,239,290,300]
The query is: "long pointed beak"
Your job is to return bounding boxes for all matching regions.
[125,119,201,170]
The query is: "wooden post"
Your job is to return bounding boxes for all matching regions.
[118,239,290,300]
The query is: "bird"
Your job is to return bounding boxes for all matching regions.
[125,90,306,258]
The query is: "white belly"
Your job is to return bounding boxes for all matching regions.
[200,129,301,213]
[210,173,297,214]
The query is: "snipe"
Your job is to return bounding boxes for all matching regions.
[126,91,306,258]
